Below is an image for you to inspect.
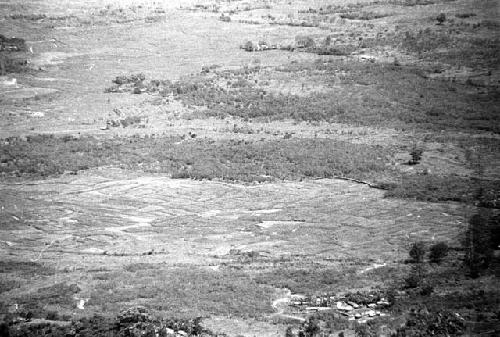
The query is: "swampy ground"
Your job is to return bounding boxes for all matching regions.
[0,0,499,336]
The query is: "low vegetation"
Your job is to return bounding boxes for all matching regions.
[408,145,423,165]
[429,242,449,263]
[5,306,214,337]
[383,174,500,207]
[104,55,499,132]
[409,242,426,263]
[399,27,500,68]
[160,61,499,132]
[1,134,499,207]
[0,135,391,182]
[89,267,274,318]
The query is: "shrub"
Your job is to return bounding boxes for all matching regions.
[396,309,465,336]
[354,324,370,337]
[405,272,421,289]
[219,14,231,22]
[112,73,145,85]
[420,284,434,296]
[455,13,476,19]
[303,317,320,337]
[405,264,425,289]
[314,45,355,56]
[429,242,449,263]
[409,241,426,263]
[313,311,350,331]
[408,146,423,165]
[45,310,59,320]
[436,13,446,25]
[295,35,315,49]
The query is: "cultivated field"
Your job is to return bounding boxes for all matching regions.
[0,0,499,336]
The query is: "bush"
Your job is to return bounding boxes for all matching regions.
[295,35,315,49]
[354,324,370,337]
[313,311,350,331]
[429,242,448,263]
[436,13,446,25]
[405,265,425,289]
[303,317,320,337]
[405,273,422,289]
[219,14,231,22]
[45,310,59,320]
[409,241,426,263]
[455,13,476,19]
[420,284,434,296]
[396,309,465,336]
[408,146,423,165]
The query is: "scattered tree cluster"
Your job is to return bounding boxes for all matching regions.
[408,241,449,264]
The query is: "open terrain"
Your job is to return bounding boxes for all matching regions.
[1,0,499,336]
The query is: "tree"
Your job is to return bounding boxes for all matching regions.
[409,145,423,165]
[409,241,426,263]
[429,242,449,263]
[436,13,446,25]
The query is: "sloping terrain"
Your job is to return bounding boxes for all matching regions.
[1,0,499,336]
